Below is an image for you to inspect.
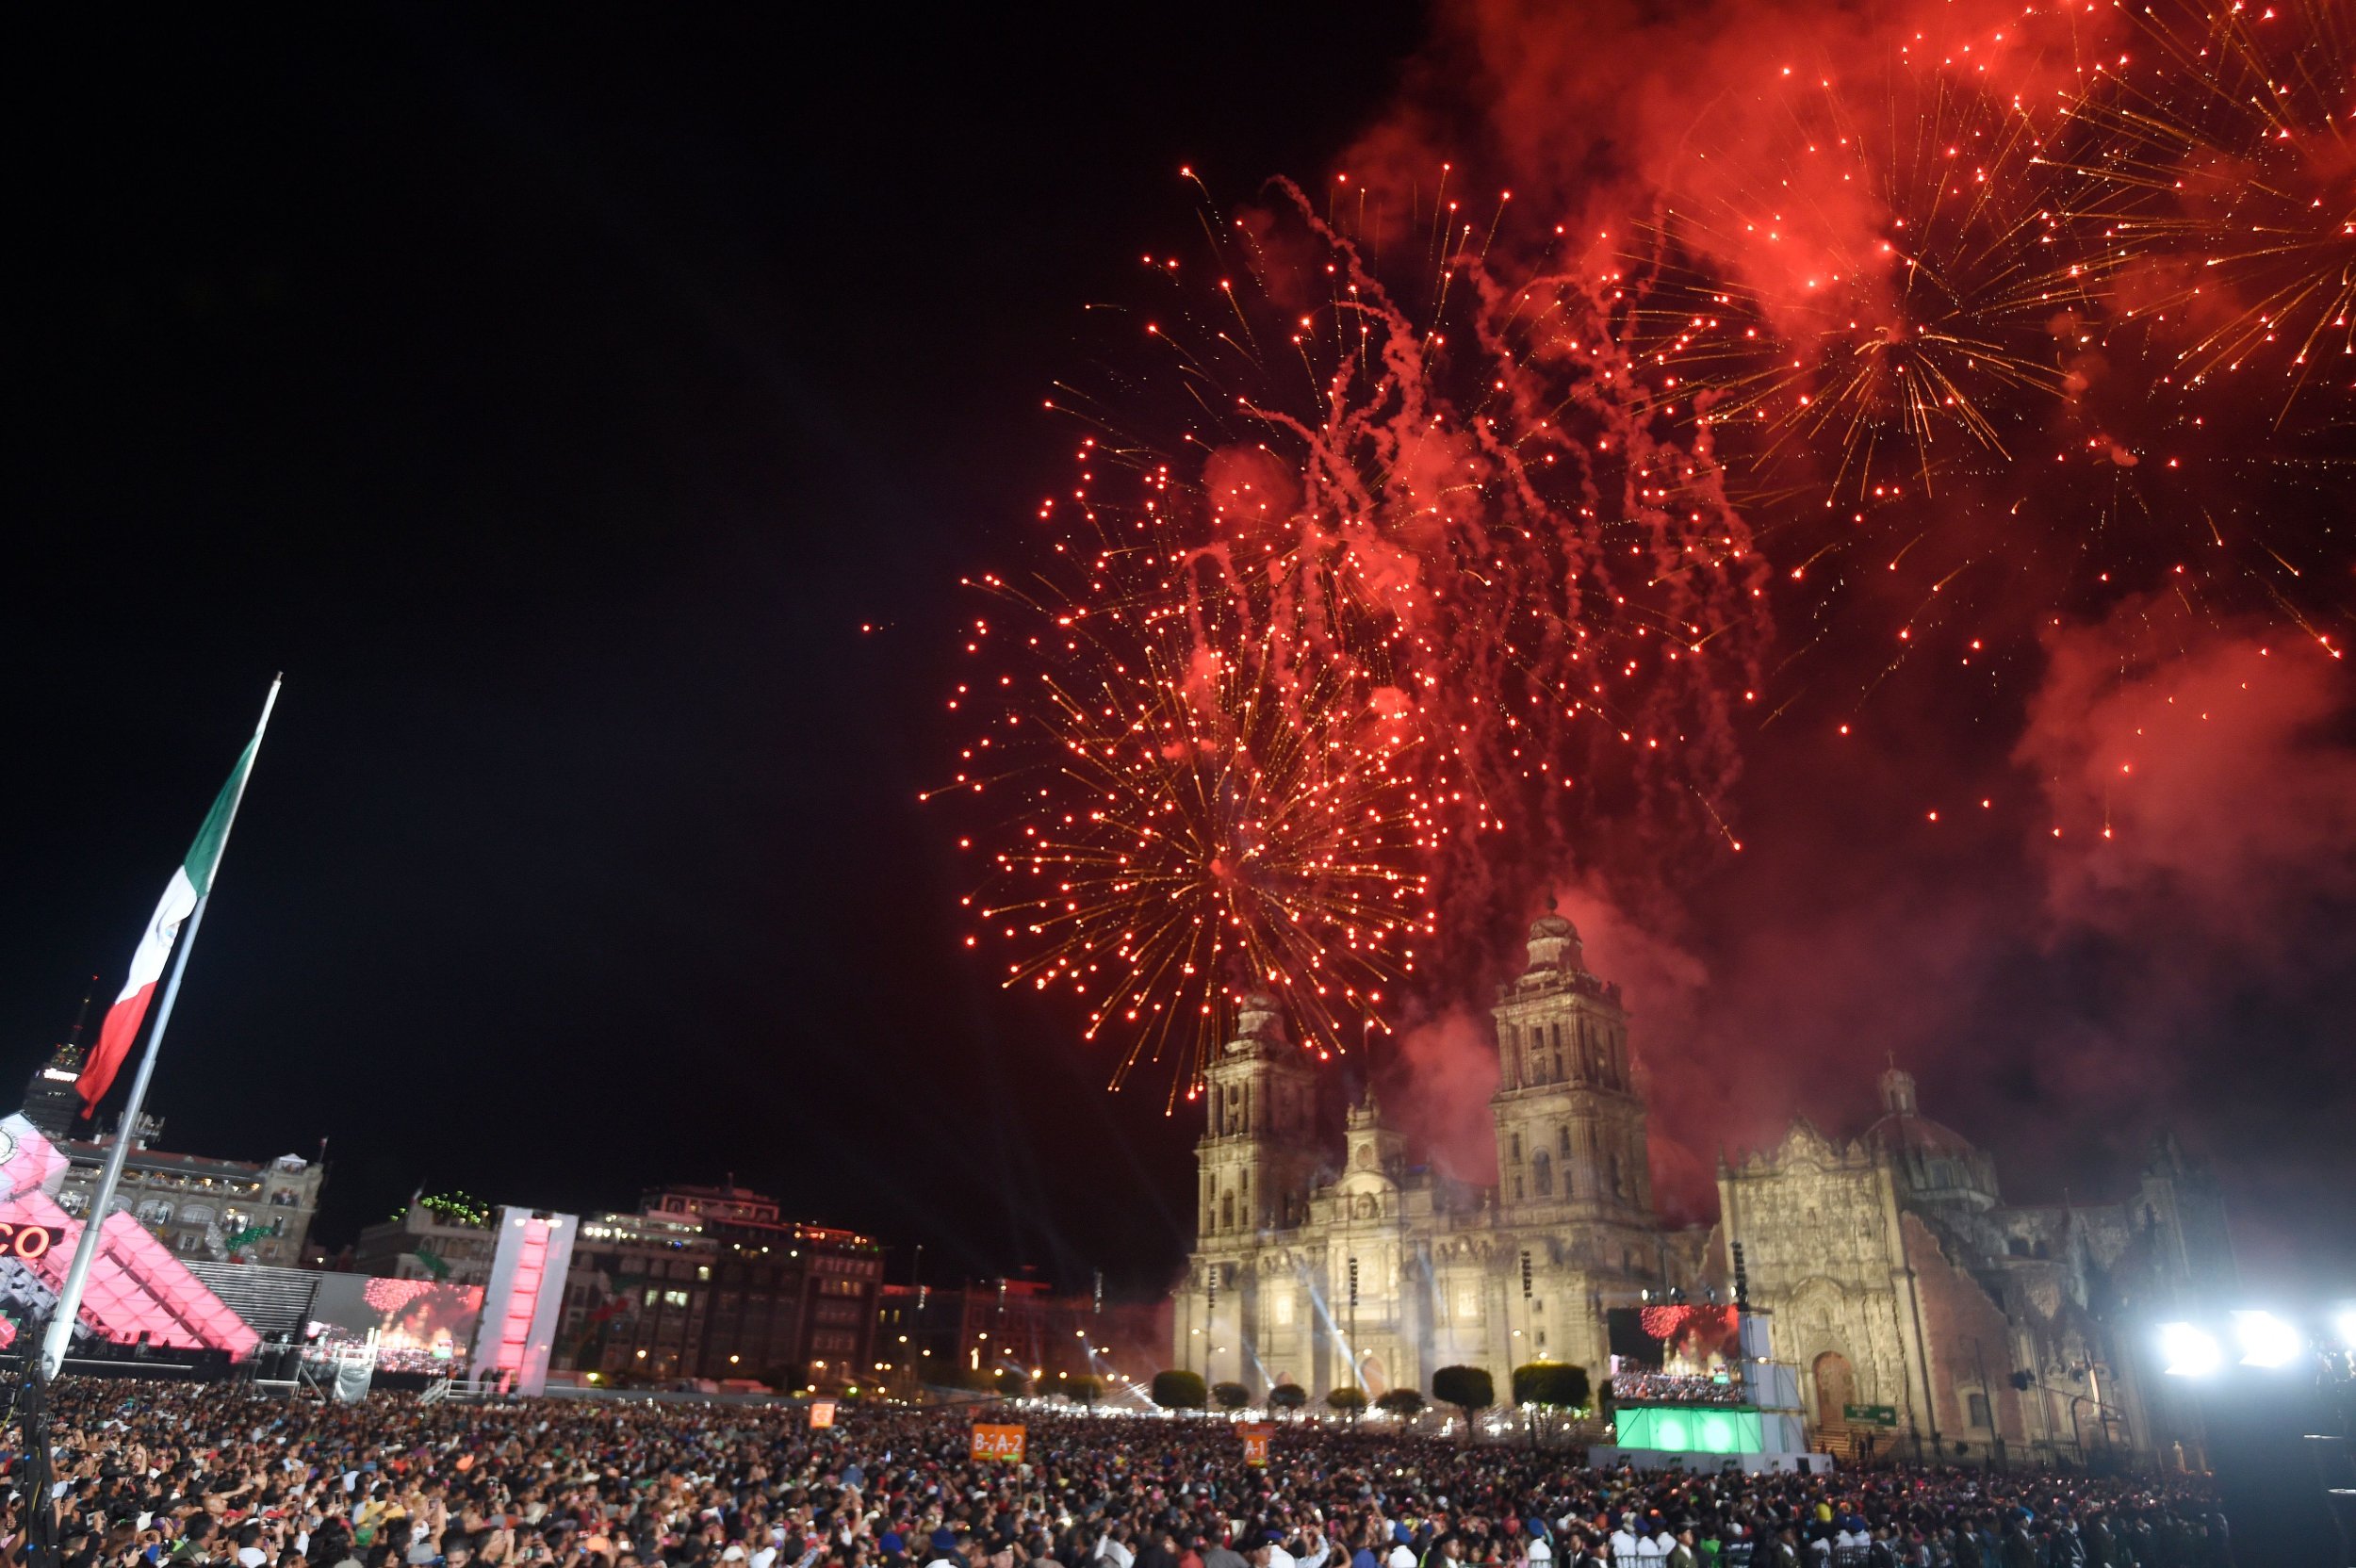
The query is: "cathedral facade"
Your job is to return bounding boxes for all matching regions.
[1171,911,2232,1463]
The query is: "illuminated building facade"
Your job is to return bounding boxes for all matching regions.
[1718,1080,2232,1465]
[1175,912,2234,1465]
[352,1193,499,1282]
[1174,913,1677,1402]
[17,1041,324,1267]
[555,1184,883,1387]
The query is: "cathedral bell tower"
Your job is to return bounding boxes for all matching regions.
[1491,904,1654,1224]
[1195,993,1320,1237]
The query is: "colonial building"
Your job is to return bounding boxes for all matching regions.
[1174,909,1678,1399]
[1172,910,2233,1464]
[21,1037,327,1266]
[554,1184,885,1388]
[352,1193,503,1283]
[1717,1073,2231,1465]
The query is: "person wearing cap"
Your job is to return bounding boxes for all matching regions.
[924,1527,966,1568]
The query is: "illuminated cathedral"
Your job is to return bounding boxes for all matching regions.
[1172,908,2233,1463]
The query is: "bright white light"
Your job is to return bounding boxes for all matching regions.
[2334,1309,2356,1349]
[2233,1311,2302,1368]
[2159,1321,2222,1377]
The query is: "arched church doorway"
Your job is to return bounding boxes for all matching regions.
[1813,1350,1856,1429]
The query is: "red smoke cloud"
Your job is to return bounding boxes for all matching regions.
[2021,605,2356,948]
[1176,0,2356,1277]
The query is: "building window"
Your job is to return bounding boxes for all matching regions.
[1968,1392,1991,1429]
[1273,1292,1294,1326]
[1456,1284,1480,1320]
[1532,1152,1553,1198]
[1220,1192,1235,1232]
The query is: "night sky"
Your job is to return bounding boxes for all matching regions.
[8,8,2352,1298]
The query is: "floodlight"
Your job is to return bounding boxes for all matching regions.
[2333,1309,2356,1350]
[2233,1310,2301,1368]
[2158,1320,2222,1377]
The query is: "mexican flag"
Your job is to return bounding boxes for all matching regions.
[78,731,267,1111]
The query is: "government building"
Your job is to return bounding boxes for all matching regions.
[1171,908,2233,1465]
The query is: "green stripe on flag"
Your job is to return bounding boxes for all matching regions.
[186,737,259,894]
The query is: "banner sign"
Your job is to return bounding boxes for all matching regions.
[1843,1403,1900,1428]
[0,1223,55,1261]
[1239,1424,1276,1467]
[970,1423,1026,1462]
[809,1399,838,1429]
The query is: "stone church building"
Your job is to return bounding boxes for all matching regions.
[1172,909,2232,1462]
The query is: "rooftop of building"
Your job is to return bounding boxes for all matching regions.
[57,1138,314,1182]
[1858,1068,1981,1160]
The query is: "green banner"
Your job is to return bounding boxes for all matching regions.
[1842,1403,1899,1428]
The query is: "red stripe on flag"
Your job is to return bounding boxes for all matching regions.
[77,984,156,1111]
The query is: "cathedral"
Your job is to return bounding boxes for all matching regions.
[1171,908,2233,1464]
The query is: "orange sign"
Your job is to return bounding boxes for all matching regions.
[970,1422,1026,1462]
[809,1399,838,1429]
[1239,1424,1276,1467]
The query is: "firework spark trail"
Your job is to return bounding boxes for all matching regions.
[940,0,2356,1105]
[2065,0,2356,414]
[942,178,1769,1100]
[937,563,1439,1107]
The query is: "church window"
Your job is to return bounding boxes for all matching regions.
[1967,1392,1991,1429]
[1509,1133,1521,1162]
[1532,1152,1553,1197]
[1456,1283,1481,1319]
[1220,1192,1235,1231]
[1558,1125,1571,1155]
[1274,1292,1295,1326]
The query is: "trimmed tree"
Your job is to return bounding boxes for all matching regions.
[1326,1386,1369,1419]
[1150,1369,1209,1411]
[1375,1388,1426,1420]
[1268,1382,1309,1419]
[1212,1380,1252,1411]
[1513,1362,1593,1447]
[1066,1374,1104,1408]
[1432,1364,1496,1431]
[992,1367,1032,1399]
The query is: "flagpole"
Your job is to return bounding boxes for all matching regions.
[37,677,281,1380]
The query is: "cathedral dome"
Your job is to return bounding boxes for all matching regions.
[1524,900,1582,972]
[1228,992,1288,1049]
[1863,1067,1975,1154]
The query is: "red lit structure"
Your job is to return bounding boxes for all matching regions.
[0,1115,255,1360]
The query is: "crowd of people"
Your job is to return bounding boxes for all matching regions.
[0,1386,2228,1568]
